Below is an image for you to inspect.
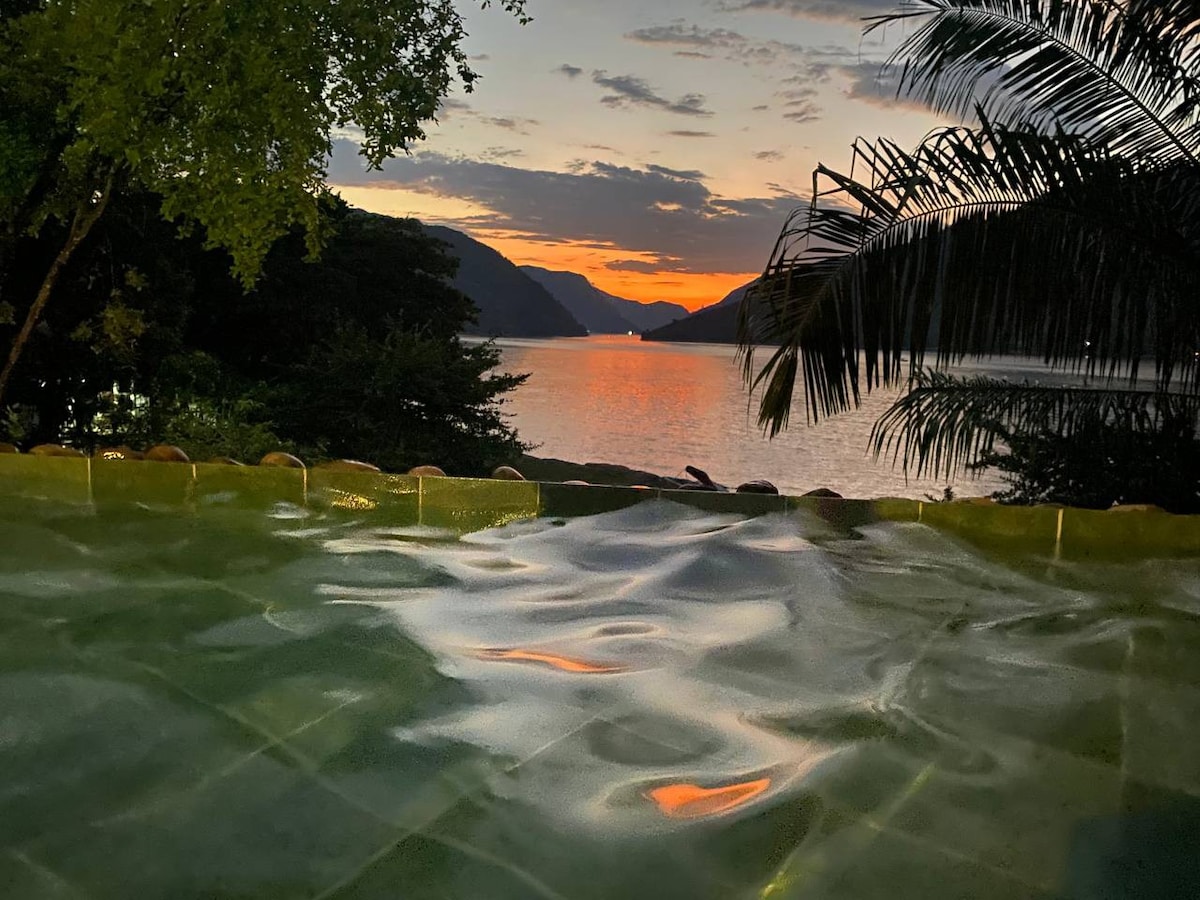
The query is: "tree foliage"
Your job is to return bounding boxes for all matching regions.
[0,193,530,474]
[0,0,527,405]
[1,0,528,274]
[740,0,1200,506]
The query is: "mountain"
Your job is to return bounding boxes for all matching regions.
[519,267,633,333]
[614,298,690,332]
[520,266,688,334]
[713,279,758,308]
[423,226,587,338]
[640,278,761,344]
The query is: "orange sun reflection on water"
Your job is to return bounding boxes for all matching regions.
[474,648,627,674]
[645,777,772,819]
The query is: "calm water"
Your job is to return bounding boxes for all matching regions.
[483,335,1012,499]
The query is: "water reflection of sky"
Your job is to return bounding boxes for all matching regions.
[474,335,1072,498]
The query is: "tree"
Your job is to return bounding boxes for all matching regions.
[0,0,529,407]
[739,0,1200,509]
[0,189,530,473]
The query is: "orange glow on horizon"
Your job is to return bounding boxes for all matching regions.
[330,185,758,312]
[480,233,756,312]
[646,778,772,819]
[475,648,627,673]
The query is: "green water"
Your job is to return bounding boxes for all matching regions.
[1,496,1198,899]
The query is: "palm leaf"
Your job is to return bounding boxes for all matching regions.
[738,114,1200,434]
[871,369,1200,478]
[868,0,1200,162]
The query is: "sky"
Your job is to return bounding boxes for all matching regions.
[326,0,956,311]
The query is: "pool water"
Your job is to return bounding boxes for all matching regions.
[1,496,1199,899]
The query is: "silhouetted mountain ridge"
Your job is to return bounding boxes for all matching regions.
[423,225,586,338]
[520,266,688,333]
[641,278,763,344]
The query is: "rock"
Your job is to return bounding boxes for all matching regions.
[803,488,843,499]
[684,465,727,491]
[666,464,729,492]
[736,480,779,495]
[316,459,380,473]
[95,446,143,461]
[30,444,85,458]
[206,456,245,466]
[517,454,678,489]
[259,451,305,468]
[145,444,190,463]
[408,465,446,477]
[0,442,18,454]
[491,465,525,481]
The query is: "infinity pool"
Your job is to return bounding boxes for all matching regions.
[1,495,1199,898]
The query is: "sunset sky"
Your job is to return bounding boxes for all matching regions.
[326,0,955,311]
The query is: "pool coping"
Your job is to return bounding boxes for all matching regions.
[0,454,1195,559]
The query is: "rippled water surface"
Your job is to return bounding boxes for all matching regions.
[3,498,1200,898]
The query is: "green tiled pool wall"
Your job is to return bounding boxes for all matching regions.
[1,454,1198,556]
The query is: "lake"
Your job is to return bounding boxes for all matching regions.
[477,334,1018,499]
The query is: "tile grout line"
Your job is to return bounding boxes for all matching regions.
[859,806,1058,895]
[313,715,602,900]
[7,847,94,900]
[1117,630,1135,808]
[425,833,572,900]
[122,661,430,836]
[86,693,364,830]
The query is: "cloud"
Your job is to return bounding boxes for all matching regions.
[604,258,680,274]
[483,115,540,133]
[326,141,802,274]
[754,150,784,161]
[646,163,706,179]
[435,98,472,121]
[716,0,899,22]
[592,71,712,117]
[479,147,525,161]
[623,19,910,124]
[666,130,716,138]
[782,108,820,123]
[833,60,964,114]
[433,100,542,132]
[556,63,583,78]
[771,84,823,123]
[625,19,858,74]
[625,23,746,50]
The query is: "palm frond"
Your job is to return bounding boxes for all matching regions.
[871,369,1200,478]
[868,0,1200,162]
[737,115,1200,434]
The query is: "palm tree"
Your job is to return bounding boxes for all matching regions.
[738,0,1200,507]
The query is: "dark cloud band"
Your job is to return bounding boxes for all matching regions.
[327,140,799,274]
